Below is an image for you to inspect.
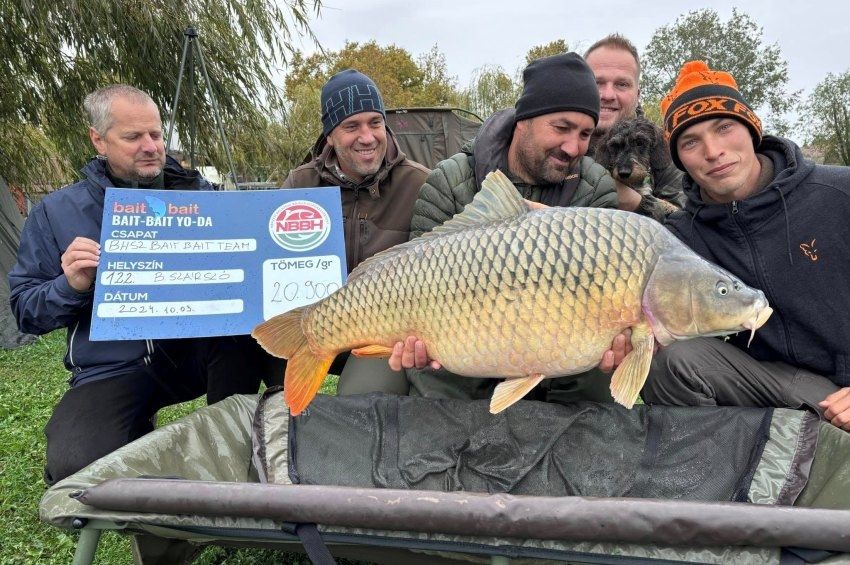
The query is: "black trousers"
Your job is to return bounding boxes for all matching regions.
[43,335,268,485]
[643,337,838,414]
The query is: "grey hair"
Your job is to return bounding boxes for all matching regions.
[83,85,157,135]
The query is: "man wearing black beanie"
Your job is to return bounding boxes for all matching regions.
[396,52,632,404]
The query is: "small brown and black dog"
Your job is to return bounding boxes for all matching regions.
[594,116,670,189]
[593,116,684,215]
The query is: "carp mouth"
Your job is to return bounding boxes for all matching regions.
[743,306,773,347]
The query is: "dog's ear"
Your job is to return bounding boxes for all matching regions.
[649,121,673,172]
[593,135,613,169]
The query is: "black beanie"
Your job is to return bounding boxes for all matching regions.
[515,53,600,125]
[321,69,386,137]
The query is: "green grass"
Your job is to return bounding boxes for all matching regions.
[0,330,343,564]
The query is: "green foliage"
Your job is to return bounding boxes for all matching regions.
[802,70,850,165]
[284,41,461,109]
[460,64,519,119]
[0,332,342,564]
[461,40,573,121]
[269,41,463,176]
[524,39,570,65]
[0,0,321,191]
[641,8,799,135]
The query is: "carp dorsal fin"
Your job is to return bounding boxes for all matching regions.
[346,169,528,283]
[429,169,529,237]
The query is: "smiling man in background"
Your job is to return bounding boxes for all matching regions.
[584,34,685,220]
[280,69,430,396]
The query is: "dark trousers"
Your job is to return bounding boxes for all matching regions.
[643,337,838,414]
[44,335,267,485]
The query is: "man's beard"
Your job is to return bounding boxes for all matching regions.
[516,147,580,185]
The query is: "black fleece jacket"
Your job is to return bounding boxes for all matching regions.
[665,136,850,386]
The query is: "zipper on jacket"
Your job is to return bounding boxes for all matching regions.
[360,215,368,247]
[68,320,80,368]
[730,202,797,365]
[349,188,361,272]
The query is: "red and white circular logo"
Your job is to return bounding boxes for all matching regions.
[268,201,331,252]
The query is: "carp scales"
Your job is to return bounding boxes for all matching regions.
[253,170,772,416]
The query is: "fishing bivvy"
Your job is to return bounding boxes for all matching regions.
[42,389,850,564]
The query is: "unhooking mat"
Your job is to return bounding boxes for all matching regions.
[42,391,850,564]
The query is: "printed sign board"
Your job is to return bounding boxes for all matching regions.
[90,187,346,340]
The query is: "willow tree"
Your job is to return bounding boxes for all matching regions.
[1,0,321,190]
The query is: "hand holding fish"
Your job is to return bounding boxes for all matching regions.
[388,336,442,371]
[819,387,850,431]
[253,171,772,416]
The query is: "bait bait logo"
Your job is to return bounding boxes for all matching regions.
[269,201,331,252]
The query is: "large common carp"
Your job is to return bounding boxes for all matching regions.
[253,171,771,416]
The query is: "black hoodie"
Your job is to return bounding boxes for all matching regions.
[665,136,850,386]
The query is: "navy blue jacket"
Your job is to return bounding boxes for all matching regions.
[665,136,850,386]
[9,156,213,386]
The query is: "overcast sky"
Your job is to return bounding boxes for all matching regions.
[294,0,849,115]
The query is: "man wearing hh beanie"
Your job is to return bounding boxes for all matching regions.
[281,69,429,396]
[643,60,850,431]
[398,52,632,404]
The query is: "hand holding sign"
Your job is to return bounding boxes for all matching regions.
[62,237,101,292]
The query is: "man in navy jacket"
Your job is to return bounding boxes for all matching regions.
[643,61,850,431]
[9,85,265,483]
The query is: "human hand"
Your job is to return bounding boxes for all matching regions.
[61,237,100,292]
[598,329,633,373]
[388,335,442,371]
[614,179,643,212]
[597,329,661,372]
[819,387,850,431]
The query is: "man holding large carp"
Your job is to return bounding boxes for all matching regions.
[396,53,636,403]
[256,57,849,431]
[380,58,850,430]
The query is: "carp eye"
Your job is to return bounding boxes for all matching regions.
[716,282,729,296]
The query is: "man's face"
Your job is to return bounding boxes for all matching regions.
[676,118,761,203]
[89,97,165,182]
[327,111,388,182]
[511,111,595,185]
[586,46,640,133]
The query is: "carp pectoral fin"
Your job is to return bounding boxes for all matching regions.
[351,345,394,358]
[284,347,335,416]
[610,324,655,409]
[490,373,546,414]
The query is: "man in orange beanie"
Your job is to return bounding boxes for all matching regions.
[642,61,850,431]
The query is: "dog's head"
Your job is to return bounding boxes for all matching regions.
[594,117,668,190]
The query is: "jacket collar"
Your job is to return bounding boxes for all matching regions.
[80,155,209,206]
[470,108,516,187]
[310,128,406,199]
